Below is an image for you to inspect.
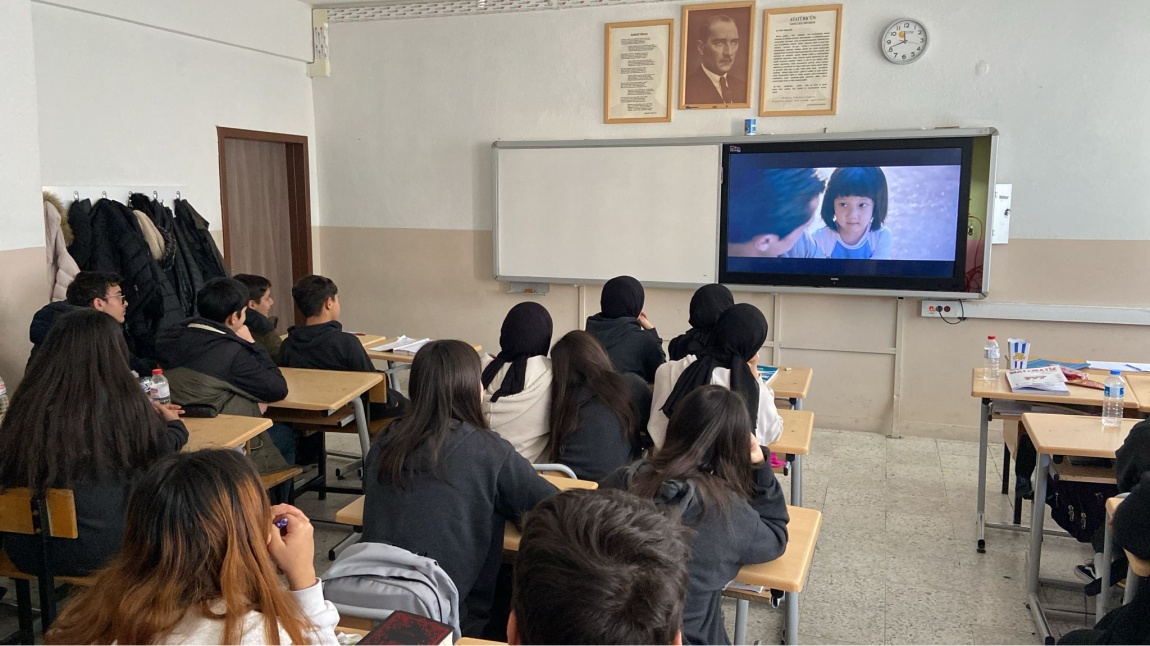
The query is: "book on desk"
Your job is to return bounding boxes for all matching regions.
[1006,365,1069,394]
[370,336,431,355]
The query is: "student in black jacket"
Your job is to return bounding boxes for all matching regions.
[362,340,557,639]
[0,309,187,576]
[546,330,650,480]
[668,284,735,361]
[234,273,282,363]
[600,385,790,646]
[585,275,666,383]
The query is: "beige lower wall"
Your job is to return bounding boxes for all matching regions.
[318,228,1150,439]
[0,247,49,387]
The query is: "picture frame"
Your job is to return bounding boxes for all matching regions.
[678,2,754,110]
[760,4,843,117]
[604,19,674,123]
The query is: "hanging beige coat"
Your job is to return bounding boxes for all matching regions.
[44,192,80,302]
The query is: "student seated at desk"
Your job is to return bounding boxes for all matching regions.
[279,274,408,419]
[0,309,187,577]
[234,273,282,364]
[547,330,650,480]
[585,275,666,383]
[364,340,558,639]
[1058,471,1150,645]
[601,386,789,646]
[46,449,339,645]
[481,302,554,463]
[649,303,784,449]
[667,284,734,361]
[508,489,691,645]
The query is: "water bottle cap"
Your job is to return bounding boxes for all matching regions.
[987,336,996,340]
[152,368,163,375]
[1111,369,1121,375]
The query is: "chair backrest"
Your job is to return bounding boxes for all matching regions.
[531,463,577,479]
[0,488,78,538]
[322,542,461,639]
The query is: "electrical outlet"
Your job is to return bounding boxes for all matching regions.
[921,300,959,317]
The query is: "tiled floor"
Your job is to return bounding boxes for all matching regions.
[0,428,1120,644]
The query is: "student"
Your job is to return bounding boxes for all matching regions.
[363,340,557,638]
[27,270,151,374]
[1058,471,1150,645]
[649,303,784,449]
[0,309,187,576]
[547,331,650,481]
[155,278,292,469]
[508,489,691,645]
[279,274,407,418]
[811,167,893,259]
[668,284,735,361]
[234,273,282,363]
[585,275,666,383]
[601,386,789,646]
[726,168,827,259]
[46,449,339,645]
[481,302,554,463]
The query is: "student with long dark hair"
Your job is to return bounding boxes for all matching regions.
[0,308,187,576]
[481,302,554,462]
[363,340,557,638]
[585,275,666,383]
[547,331,649,481]
[601,386,789,645]
[46,449,337,644]
[668,284,735,361]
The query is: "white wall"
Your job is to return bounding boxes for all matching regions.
[0,0,45,252]
[315,0,1150,240]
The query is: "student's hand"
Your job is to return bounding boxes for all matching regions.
[236,325,256,344]
[267,504,317,591]
[152,401,184,422]
[258,402,269,414]
[637,311,655,330]
[749,434,766,465]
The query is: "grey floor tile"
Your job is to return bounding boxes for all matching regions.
[803,593,886,644]
[886,624,974,645]
[887,511,954,540]
[937,439,983,457]
[824,485,888,511]
[972,622,1041,644]
[796,631,861,645]
[886,436,940,454]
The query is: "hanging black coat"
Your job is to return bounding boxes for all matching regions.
[66,198,94,269]
[129,194,194,323]
[173,199,228,281]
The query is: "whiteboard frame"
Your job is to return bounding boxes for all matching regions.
[493,127,997,298]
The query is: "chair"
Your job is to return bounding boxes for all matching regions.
[531,463,577,479]
[0,488,92,640]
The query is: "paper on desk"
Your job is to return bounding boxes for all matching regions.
[1087,361,1150,373]
[725,581,765,594]
[394,338,431,355]
[370,335,416,352]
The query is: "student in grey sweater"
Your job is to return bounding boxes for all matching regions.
[600,385,789,646]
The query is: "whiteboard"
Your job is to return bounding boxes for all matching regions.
[494,142,721,286]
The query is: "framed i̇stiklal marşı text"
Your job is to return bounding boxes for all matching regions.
[605,20,673,123]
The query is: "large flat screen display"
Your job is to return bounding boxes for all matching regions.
[719,137,975,293]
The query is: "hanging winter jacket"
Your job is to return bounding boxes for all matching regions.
[129,194,191,327]
[43,192,80,302]
[173,199,228,281]
[66,198,94,269]
[146,199,196,316]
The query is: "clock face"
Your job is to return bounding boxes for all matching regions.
[881,19,928,64]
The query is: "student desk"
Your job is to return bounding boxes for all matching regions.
[769,366,813,411]
[182,415,271,452]
[1123,373,1150,412]
[1020,413,1135,644]
[1095,495,1140,623]
[969,368,1138,552]
[771,409,814,507]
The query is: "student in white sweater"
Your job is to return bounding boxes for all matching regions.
[47,449,338,645]
[481,302,554,463]
[649,304,783,450]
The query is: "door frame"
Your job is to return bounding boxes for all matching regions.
[216,126,313,282]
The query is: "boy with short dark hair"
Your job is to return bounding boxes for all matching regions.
[233,273,282,363]
[508,489,691,645]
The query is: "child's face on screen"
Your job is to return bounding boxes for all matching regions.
[833,195,874,244]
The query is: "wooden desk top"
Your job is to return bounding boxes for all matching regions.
[767,367,812,401]
[769,409,814,456]
[269,368,382,412]
[971,369,1139,408]
[732,506,821,593]
[364,336,483,364]
[1021,413,1136,458]
[1123,374,1150,412]
[1106,496,1124,517]
[182,415,271,451]
[456,639,505,645]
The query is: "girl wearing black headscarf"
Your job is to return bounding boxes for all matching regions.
[668,284,736,361]
[648,303,783,449]
[481,302,555,462]
[584,276,667,383]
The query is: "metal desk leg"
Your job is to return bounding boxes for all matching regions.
[351,397,371,459]
[1027,452,1054,644]
[1097,509,1114,622]
[790,454,803,507]
[976,398,991,553]
[328,530,361,561]
[790,397,802,411]
[1125,572,1140,604]
[784,591,798,645]
[1002,444,1012,495]
[733,599,749,645]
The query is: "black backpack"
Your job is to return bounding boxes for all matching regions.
[1046,474,1117,543]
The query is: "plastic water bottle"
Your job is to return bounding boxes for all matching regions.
[982,336,1000,381]
[1102,370,1125,428]
[150,369,171,405]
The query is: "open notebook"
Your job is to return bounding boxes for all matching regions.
[369,335,431,355]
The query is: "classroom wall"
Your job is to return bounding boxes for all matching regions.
[313,0,1150,438]
[0,0,316,386]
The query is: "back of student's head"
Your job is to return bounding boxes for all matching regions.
[728,168,826,243]
[65,271,122,307]
[820,166,889,231]
[292,274,338,318]
[233,273,271,303]
[197,277,249,323]
[637,385,754,512]
[46,449,310,645]
[511,489,691,645]
[0,308,164,491]
[548,330,636,461]
[376,340,487,488]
